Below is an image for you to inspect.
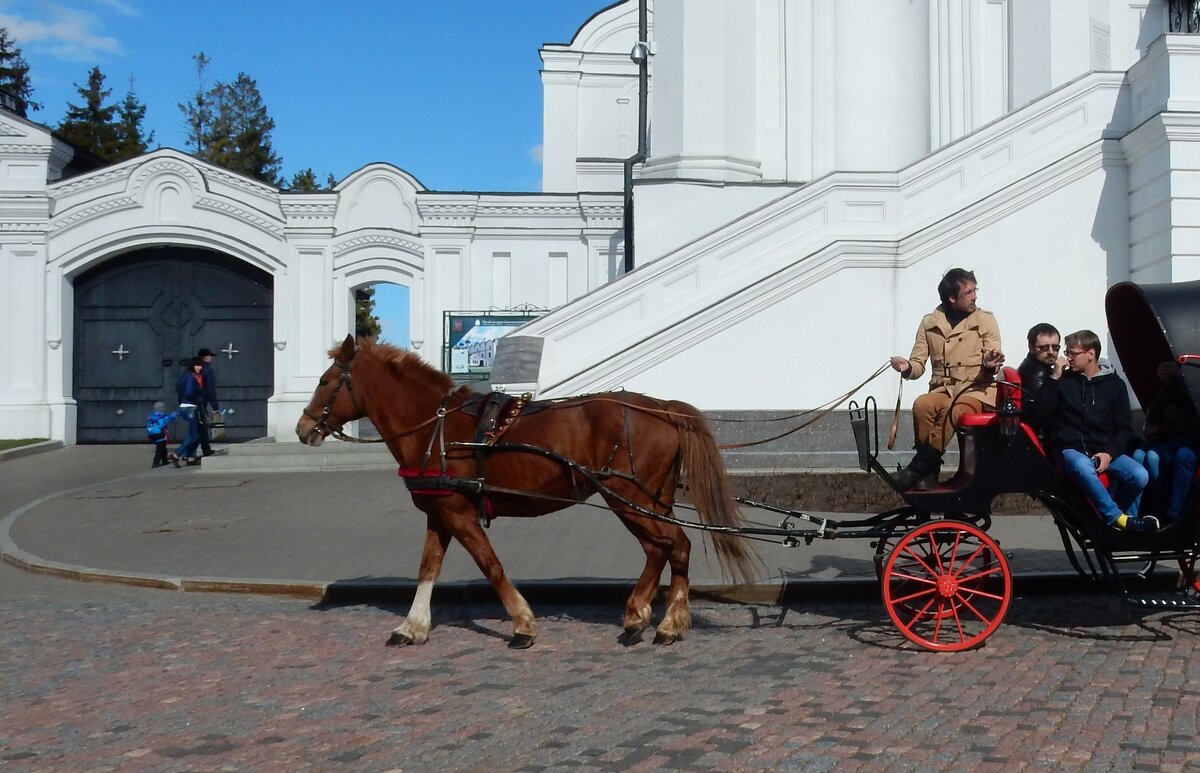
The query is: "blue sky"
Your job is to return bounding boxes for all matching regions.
[0,0,613,345]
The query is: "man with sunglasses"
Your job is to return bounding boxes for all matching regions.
[1040,329,1157,533]
[1017,323,1062,436]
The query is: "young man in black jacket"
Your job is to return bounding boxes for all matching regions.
[1038,329,1157,533]
[1017,322,1061,438]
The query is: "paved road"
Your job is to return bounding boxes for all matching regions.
[2,575,1199,770]
[3,445,1200,769]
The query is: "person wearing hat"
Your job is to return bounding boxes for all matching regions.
[196,347,221,457]
[173,357,207,465]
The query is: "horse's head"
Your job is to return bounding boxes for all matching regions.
[296,335,364,446]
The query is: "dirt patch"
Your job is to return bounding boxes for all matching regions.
[729,471,1047,514]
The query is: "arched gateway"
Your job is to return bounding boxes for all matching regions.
[73,248,272,442]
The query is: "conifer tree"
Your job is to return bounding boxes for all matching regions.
[113,78,155,161]
[355,287,382,340]
[178,54,283,187]
[179,52,212,155]
[206,72,282,185]
[288,167,320,191]
[0,27,39,116]
[56,66,121,158]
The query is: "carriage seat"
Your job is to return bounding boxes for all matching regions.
[954,366,1057,461]
[956,367,1022,426]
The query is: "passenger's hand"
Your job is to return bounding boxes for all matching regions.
[890,356,910,373]
[982,349,1005,369]
[1093,452,1112,474]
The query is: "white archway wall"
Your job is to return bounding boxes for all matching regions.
[335,261,423,355]
[1,134,621,442]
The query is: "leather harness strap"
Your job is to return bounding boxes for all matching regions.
[888,373,903,450]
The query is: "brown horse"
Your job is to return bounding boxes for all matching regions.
[296,335,757,648]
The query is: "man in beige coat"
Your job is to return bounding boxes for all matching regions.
[890,268,1005,489]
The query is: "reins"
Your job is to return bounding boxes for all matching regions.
[716,362,892,450]
[312,356,897,451]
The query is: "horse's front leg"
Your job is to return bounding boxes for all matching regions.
[388,512,451,646]
[444,508,537,649]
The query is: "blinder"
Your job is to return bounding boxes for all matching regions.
[303,358,361,436]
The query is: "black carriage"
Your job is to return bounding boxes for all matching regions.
[736,279,1200,651]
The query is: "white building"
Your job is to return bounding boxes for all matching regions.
[3,0,1200,444]
[504,0,1200,414]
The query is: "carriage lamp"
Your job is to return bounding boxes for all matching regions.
[997,395,1020,443]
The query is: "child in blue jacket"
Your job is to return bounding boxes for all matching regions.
[146,401,180,468]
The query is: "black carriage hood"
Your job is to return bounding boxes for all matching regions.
[1105,279,1200,412]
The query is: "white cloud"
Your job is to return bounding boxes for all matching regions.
[529,143,543,165]
[87,0,138,17]
[0,3,123,62]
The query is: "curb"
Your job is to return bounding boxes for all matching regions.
[2,476,1184,606]
[0,440,62,463]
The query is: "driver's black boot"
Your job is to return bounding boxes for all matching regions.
[894,443,943,490]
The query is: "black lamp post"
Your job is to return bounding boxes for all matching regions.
[622,0,649,275]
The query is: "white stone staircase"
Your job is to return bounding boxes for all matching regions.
[497,70,1130,401]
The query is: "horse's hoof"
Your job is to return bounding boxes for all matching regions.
[653,631,678,646]
[509,633,535,649]
[386,631,417,646]
[619,625,646,646]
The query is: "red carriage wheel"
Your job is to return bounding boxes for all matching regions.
[882,520,1012,652]
[875,515,992,621]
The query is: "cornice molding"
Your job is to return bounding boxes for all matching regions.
[195,196,284,237]
[49,196,139,231]
[333,232,423,257]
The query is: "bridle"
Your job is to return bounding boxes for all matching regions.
[302,355,462,444]
[302,357,362,441]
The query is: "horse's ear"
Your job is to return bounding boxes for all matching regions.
[338,334,356,361]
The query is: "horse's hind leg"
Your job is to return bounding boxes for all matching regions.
[613,512,668,643]
[389,513,451,646]
[652,523,692,645]
[443,509,538,649]
[609,496,692,646]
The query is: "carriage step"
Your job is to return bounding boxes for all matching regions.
[1126,593,1200,609]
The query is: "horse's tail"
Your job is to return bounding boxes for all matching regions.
[667,400,761,586]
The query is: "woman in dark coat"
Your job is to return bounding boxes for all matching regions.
[173,358,207,466]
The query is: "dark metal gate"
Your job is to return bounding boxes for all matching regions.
[73,248,273,443]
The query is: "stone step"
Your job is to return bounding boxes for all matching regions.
[199,439,396,473]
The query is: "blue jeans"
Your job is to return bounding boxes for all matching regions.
[1060,449,1149,525]
[175,406,201,459]
[1132,437,1198,520]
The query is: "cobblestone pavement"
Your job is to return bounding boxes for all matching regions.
[2,566,1199,771]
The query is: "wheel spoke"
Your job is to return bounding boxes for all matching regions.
[893,586,940,606]
[955,564,1005,585]
[899,595,941,631]
[900,544,940,577]
[943,530,964,574]
[955,594,994,624]
[954,585,1006,603]
[890,571,938,586]
[947,543,986,576]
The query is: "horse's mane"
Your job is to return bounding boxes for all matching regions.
[329,340,457,394]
